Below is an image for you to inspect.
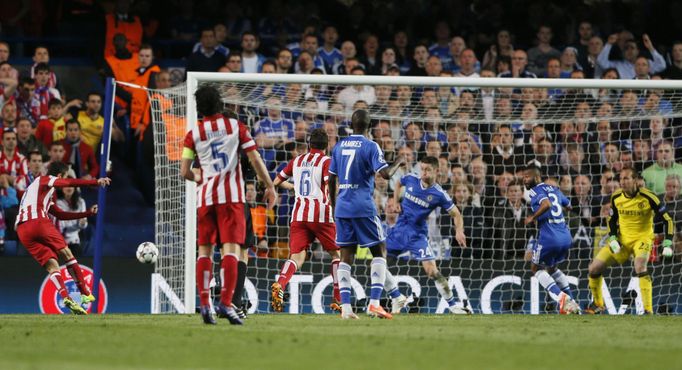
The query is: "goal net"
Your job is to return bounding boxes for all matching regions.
[146,73,682,315]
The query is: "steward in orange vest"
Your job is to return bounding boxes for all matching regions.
[103,34,138,110]
[130,44,160,139]
[104,5,143,58]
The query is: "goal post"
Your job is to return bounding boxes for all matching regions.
[146,72,682,315]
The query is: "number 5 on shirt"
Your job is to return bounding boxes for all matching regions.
[210,141,228,172]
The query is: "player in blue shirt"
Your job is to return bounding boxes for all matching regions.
[329,109,404,319]
[523,166,580,314]
[383,156,471,314]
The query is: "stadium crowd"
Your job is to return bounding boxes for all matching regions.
[1,0,682,261]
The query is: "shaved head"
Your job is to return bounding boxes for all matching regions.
[351,109,370,133]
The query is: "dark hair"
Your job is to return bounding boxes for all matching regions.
[47,161,69,176]
[194,85,222,116]
[277,48,292,57]
[350,65,365,74]
[19,77,35,87]
[602,68,620,79]
[34,62,50,73]
[262,59,277,70]
[49,141,64,149]
[139,43,153,51]
[420,156,439,168]
[241,31,258,41]
[28,150,42,161]
[621,166,640,179]
[309,128,328,150]
[66,119,81,130]
[33,45,48,54]
[86,92,102,101]
[227,52,242,61]
[2,127,16,138]
[56,184,82,210]
[48,98,63,108]
[351,109,371,133]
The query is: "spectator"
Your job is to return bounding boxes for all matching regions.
[30,46,57,88]
[16,118,47,159]
[241,32,265,73]
[660,175,682,257]
[56,175,89,257]
[455,49,480,79]
[452,181,486,257]
[642,141,682,194]
[223,52,243,73]
[408,44,429,76]
[527,25,561,76]
[484,124,525,175]
[186,28,227,72]
[482,29,514,72]
[14,78,40,127]
[393,30,412,74]
[584,36,604,79]
[285,25,317,58]
[499,50,537,78]
[331,41,357,75]
[0,62,18,106]
[336,67,376,111]
[597,34,665,80]
[33,63,62,122]
[379,47,398,76]
[0,42,18,81]
[559,47,581,77]
[294,34,324,74]
[62,120,99,179]
[428,22,453,68]
[104,0,143,58]
[492,179,531,259]
[0,128,27,187]
[35,98,66,147]
[359,34,380,75]
[253,96,294,173]
[191,24,230,57]
[44,142,65,174]
[546,57,562,79]
[275,48,293,74]
[318,26,342,74]
[447,36,468,73]
[0,101,16,129]
[15,150,44,192]
[76,93,104,151]
[571,174,595,227]
[664,42,682,80]
[632,137,654,173]
[572,21,594,66]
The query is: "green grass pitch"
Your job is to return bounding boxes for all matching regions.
[1,314,681,370]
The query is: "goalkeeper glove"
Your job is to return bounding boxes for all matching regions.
[608,236,621,254]
[662,239,674,258]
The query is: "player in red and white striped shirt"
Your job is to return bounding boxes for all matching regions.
[271,129,341,312]
[180,85,275,325]
[16,161,110,314]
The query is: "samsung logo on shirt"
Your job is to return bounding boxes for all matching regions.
[405,192,429,208]
[340,141,362,148]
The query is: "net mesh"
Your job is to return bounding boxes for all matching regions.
[148,76,682,314]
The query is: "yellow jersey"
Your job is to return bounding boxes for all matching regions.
[608,187,674,243]
[77,111,104,150]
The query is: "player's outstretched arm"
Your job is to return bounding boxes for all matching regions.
[449,206,467,248]
[273,177,294,191]
[378,154,405,180]
[246,150,277,210]
[393,179,403,213]
[51,177,111,188]
[49,204,97,220]
[524,198,551,225]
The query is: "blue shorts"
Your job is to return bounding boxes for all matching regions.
[386,226,434,261]
[530,239,571,268]
[335,216,385,248]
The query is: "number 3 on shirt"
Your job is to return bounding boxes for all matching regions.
[210,141,228,171]
[341,149,355,180]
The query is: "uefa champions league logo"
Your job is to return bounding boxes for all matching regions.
[38,264,108,314]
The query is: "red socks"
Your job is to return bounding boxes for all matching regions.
[331,259,341,302]
[196,256,212,307]
[49,272,69,300]
[220,254,238,307]
[65,258,91,296]
[277,259,297,288]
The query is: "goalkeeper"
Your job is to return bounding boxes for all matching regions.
[587,167,675,314]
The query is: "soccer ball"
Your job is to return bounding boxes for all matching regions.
[136,242,158,264]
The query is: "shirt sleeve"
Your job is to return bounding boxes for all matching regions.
[596,43,616,70]
[238,122,257,152]
[276,159,294,181]
[650,49,667,74]
[441,190,456,212]
[321,157,330,182]
[328,151,337,175]
[182,131,196,160]
[371,142,388,173]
